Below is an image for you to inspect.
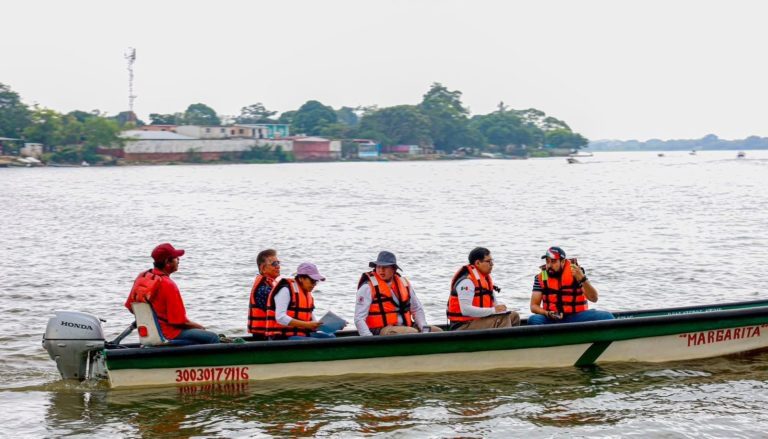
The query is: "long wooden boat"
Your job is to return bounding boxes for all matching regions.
[43,300,768,389]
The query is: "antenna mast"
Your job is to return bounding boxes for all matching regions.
[124,47,137,113]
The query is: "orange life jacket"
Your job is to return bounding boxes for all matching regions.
[265,278,315,338]
[446,265,495,323]
[247,274,276,335]
[538,259,588,315]
[358,271,412,330]
[126,269,164,306]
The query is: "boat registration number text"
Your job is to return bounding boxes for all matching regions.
[175,366,249,383]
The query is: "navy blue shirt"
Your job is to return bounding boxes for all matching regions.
[254,282,272,310]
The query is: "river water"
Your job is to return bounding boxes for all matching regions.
[1,151,767,437]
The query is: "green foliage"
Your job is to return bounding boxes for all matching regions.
[291,100,337,135]
[59,114,85,145]
[514,109,571,132]
[45,145,102,164]
[183,103,221,126]
[319,123,353,139]
[0,83,31,139]
[82,117,122,149]
[356,105,431,147]
[185,148,203,163]
[335,106,360,126]
[528,149,551,158]
[22,106,122,153]
[239,144,293,163]
[418,83,474,152]
[469,111,536,148]
[149,113,183,125]
[236,103,277,124]
[277,110,296,125]
[23,107,63,151]
[544,129,588,149]
[66,110,98,123]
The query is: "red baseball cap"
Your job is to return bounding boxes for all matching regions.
[151,243,185,262]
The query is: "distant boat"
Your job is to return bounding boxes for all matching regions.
[568,151,593,158]
[566,157,581,164]
[737,151,746,159]
[690,150,697,155]
[657,153,665,157]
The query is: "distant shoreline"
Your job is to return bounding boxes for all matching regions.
[588,134,768,152]
[2,149,762,169]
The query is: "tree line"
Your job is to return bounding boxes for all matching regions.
[1,81,588,163]
[150,83,589,152]
[588,134,768,151]
[0,83,125,163]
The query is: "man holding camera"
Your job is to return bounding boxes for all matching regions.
[528,246,614,325]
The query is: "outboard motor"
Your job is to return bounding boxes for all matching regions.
[42,311,106,381]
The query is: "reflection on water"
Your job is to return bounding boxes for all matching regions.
[1,350,759,437]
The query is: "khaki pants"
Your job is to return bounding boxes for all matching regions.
[379,325,444,335]
[453,312,520,331]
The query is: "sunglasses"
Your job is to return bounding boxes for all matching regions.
[269,261,281,267]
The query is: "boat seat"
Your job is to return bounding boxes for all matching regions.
[130,302,193,347]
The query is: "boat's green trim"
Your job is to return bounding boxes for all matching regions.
[573,341,613,367]
[613,299,768,319]
[105,308,768,371]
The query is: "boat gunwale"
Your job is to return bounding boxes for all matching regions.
[104,300,768,364]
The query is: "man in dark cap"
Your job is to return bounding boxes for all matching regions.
[447,247,520,330]
[125,243,220,344]
[355,251,442,336]
[528,246,614,325]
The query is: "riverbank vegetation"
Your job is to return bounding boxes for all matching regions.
[1,81,590,164]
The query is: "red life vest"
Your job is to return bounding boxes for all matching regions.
[358,271,412,330]
[125,269,164,309]
[538,259,588,315]
[265,278,315,337]
[446,265,495,323]
[247,274,276,335]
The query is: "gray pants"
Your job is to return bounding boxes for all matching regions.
[379,325,444,335]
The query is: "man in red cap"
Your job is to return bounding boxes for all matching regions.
[125,243,220,344]
[528,246,613,325]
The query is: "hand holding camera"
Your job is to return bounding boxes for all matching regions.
[569,258,587,282]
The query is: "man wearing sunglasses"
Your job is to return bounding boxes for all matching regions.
[447,247,520,330]
[528,246,614,325]
[355,251,442,336]
[247,249,281,338]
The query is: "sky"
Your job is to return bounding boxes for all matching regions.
[2,0,766,141]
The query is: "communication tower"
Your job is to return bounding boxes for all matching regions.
[124,48,137,113]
